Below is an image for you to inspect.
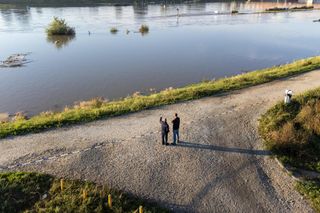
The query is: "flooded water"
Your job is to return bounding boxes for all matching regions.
[1,1,320,115]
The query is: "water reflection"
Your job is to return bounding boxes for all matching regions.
[115,6,123,19]
[46,35,76,49]
[0,7,31,29]
[14,8,31,26]
[0,9,13,25]
[133,2,148,18]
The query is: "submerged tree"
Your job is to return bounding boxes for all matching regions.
[46,17,75,36]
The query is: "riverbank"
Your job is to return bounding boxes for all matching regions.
[1,56,320,139]
[2,68,320,212]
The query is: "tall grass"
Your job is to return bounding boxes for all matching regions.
[1,56,320,139]
[46,17,75,36]
[0,172,169,213]
[259,87,320,171]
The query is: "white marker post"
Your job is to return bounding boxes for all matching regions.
[284,89,293,104]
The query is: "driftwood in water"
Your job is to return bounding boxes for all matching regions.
[0,53,31,67]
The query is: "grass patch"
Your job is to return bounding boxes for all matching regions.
[0,172,169,213]
[46,17,75,36]
[259,87,320,172]
[1,56,320,139]
[0,172,53,213]
[296,180,320,212]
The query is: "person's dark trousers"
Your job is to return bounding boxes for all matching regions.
[165,133,168,145]
[162,132,168,145]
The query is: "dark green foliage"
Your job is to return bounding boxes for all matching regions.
[296,180,320,212]
[0,172,169,213]
[0,172,53,213]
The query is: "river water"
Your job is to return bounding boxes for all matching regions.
[1,1,320,115]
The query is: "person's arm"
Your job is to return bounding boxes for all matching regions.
[160,117,162,123]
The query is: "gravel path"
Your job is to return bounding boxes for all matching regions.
[1,71,320,212]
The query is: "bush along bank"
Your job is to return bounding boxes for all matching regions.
[259,86,320,212]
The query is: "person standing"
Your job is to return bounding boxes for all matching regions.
[172,113,180,145]
[160,117,169,145]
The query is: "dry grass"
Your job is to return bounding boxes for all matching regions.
[259,87,320,171]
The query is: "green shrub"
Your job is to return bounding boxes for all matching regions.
[296,180,320,212]
[46,17,75,36]
[110,27,118,34]
[139,24,149,34]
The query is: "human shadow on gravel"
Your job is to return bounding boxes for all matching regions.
[174,141,271,156]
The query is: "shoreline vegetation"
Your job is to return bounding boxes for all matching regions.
[259,87,320,211]
[0,172,169,213]
[265,5,314,12]
[259,86,320,172]
[46,17,75,36]
[1,56,320,139]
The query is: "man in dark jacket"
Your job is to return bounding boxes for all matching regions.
[172,113,180,145]
[160,117,169,145]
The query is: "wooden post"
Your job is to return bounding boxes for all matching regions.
[139,206,143,213]
[108,194,112,208]
[60,179,64,191]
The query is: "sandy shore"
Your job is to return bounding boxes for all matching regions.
[1,70,320,212]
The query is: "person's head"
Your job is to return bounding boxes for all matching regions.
[175,113,178,117]
[164,118,167,122]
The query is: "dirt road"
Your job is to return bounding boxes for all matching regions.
[1,71,320,212]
